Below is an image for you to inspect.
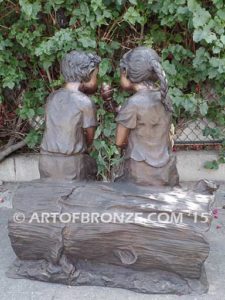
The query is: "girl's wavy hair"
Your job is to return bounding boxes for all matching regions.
[120,47,172,112]
[61,51,101,83]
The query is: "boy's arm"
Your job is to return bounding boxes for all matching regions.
[82,98,97,146]
[85,127,96,146]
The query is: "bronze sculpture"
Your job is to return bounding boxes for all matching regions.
[7,48,216,295]
[103,47,179,186]
[116,47,179,186]
[39,51,101,180]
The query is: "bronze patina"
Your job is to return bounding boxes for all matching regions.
[7,48,216,296]
[39,51,101,180]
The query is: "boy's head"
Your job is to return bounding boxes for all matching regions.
[61,51,101,93]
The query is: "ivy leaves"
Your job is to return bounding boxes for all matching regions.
[193,28,217,44]
[192,5,211,28]
[124,7,144,25]
[19,0,41,19]
[189,0,225,50]
[34,27,98,71]
[70,0,113,28]
[170,88,208,118]
[99,58,112,77]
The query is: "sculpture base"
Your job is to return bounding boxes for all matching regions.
[7,179,217,295]
[7,258,208,295]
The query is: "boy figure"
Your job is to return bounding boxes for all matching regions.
[115,47,179,187]
[39,51,101,180]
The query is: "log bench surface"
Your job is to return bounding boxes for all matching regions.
[7,179,216,295]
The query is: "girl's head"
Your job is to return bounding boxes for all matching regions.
[120,47,172,112]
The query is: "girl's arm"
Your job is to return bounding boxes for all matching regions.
[116,124,130,148]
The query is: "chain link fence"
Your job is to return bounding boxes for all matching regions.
[174,117,225,145]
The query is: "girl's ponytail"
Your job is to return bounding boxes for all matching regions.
[150,59,173,112]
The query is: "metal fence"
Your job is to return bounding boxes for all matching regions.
[174,118,225,145]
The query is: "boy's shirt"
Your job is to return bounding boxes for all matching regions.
[41,88,97,155]
[116,89,171,168]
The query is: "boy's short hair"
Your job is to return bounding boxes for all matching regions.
[61,51,101,83]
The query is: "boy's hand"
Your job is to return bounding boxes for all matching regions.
[85,127,96,146]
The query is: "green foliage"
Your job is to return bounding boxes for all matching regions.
[204,148,225,170]
[25,129,42,148]
[0,0,225,178]
[203,127,225,169]
[204,160,220,170]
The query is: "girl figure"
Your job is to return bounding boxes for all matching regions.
[115,47,179,186]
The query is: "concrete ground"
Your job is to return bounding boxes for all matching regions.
[0,182,224,300]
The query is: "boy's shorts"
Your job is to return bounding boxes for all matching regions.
[39,151,97,181]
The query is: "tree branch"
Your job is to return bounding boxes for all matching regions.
[0,140,26,163]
